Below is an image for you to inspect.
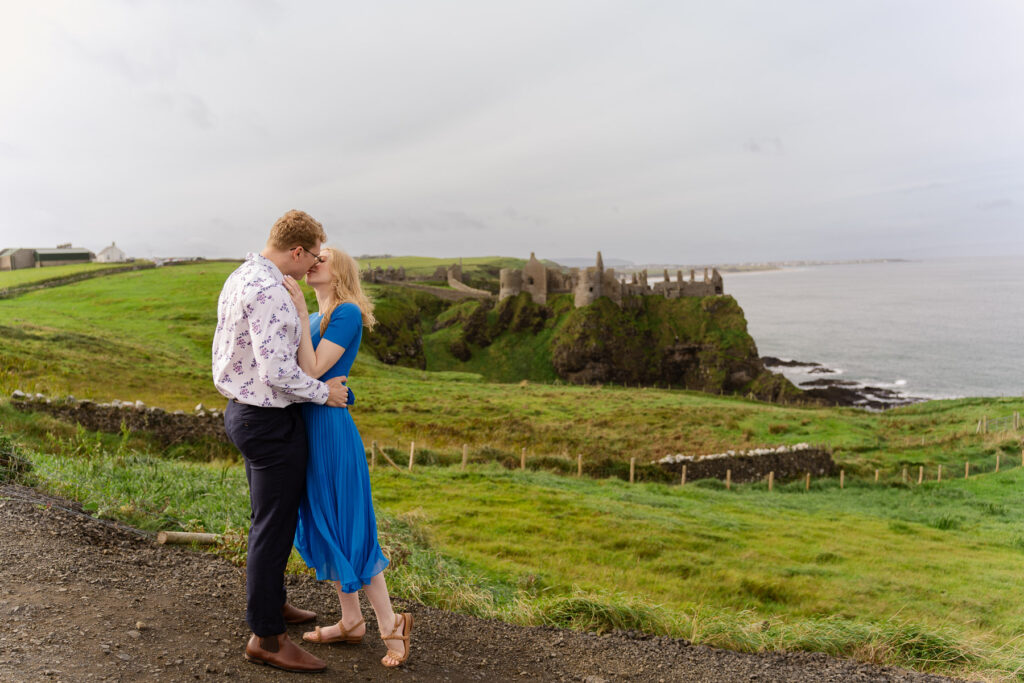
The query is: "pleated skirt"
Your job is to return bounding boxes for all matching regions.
[294,403,389,592]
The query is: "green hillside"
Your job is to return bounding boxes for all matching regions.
[3,261,1024,679]
[0,261,147,292]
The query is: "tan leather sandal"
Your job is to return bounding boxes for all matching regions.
[380,613,413,667]
[302,618,365,645]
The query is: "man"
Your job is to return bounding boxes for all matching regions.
[212,210,351,672]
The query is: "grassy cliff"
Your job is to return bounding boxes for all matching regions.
[365,287,797,400]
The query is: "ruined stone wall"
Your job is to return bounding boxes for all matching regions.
[446,275,493,300]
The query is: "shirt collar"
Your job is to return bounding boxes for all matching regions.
[246,252,284,284]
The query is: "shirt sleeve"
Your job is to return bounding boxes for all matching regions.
[322,303,362,350]
[247,285,330,404]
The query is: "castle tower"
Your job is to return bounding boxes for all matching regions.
[523,252,548,304]
[499,268,523,300]
[574,251,604,308]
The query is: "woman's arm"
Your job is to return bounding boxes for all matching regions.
[283,277,348,379]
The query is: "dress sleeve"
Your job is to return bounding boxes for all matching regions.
[322,303,362,350]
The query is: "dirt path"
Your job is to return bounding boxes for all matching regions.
[0,484,963,682]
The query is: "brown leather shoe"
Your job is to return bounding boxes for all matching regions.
[282,602,317,624]
[244,633,326,673]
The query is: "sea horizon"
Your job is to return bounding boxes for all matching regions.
[717,255,1023,400]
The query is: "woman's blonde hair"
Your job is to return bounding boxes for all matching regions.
[318,247,377,335]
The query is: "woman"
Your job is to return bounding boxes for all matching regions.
[282,248,412,668]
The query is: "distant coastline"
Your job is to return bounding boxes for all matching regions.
[621,258,910,275]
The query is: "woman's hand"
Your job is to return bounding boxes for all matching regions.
[283,276,309,317]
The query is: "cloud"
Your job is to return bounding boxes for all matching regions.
[976,198,1014,211]
[2,1,1023,262]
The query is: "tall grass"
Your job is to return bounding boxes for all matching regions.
[8,419,1024,680]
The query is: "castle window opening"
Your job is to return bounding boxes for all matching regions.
[527,277,534,285]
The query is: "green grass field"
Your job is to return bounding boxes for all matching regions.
[2,262,1024,679]
[0,261,146,290]
[356,255,525,277]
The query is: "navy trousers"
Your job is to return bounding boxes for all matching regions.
[224,400,308,637]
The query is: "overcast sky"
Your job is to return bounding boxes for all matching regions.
[1,1,1021,263]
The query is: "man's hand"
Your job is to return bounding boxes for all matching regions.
[324,376,351,408]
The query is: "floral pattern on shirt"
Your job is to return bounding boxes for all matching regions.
[211,253,329,407]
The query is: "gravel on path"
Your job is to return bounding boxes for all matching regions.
[0,484,965,682]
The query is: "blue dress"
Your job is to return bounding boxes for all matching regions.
[294,302,389,592]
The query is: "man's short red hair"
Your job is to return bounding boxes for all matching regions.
[267,210,327,250]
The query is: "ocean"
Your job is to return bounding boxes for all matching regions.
[718,257,1024,399]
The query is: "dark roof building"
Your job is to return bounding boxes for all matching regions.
[0,246,96,270]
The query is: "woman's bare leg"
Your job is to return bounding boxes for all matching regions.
[336,583,367,636]
[305,582,366,641]
[362,573,404,665]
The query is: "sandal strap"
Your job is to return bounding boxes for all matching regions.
[338,618,365,637]
[312,625,323,642]
[380,614,408,643]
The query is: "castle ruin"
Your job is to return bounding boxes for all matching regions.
[500,252,723,308]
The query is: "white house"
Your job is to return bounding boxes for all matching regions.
[96,242,128,263]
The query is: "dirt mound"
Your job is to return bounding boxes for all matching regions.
[0,484,961,682]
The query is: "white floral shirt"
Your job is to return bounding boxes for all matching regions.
[212,253,329,407]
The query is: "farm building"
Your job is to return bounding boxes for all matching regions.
[32,247,95,267]
[0,248,35,271]
[0,246,96,270]
[96,242,127,263]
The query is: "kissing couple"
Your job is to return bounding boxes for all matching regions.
[212,210,412,672]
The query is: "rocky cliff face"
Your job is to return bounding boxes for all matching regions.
[373,286,799,401]
[548,294,798,401]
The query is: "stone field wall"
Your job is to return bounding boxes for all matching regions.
[11,392,228,446]
[660,449,837,484]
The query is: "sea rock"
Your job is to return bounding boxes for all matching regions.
[761,356,821,368]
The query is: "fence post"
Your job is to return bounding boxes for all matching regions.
[965,461,970,479]
[937,464,942,482]
[461,444,468,470]
[629,457,636,483]
[805,472,810,491]
[917,466,923,485]
[681,465,687,486]
[983,415,988,434]
[874,469,879,482]
[408,441,415,471]
[577,453,583,477]
[840,469,845,489]
[371,440,377,472]
[996,453,1001,472]
[726,469,732,490]
[768,471,774,492]
[521,447,526,471]
[902,466,908,484]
